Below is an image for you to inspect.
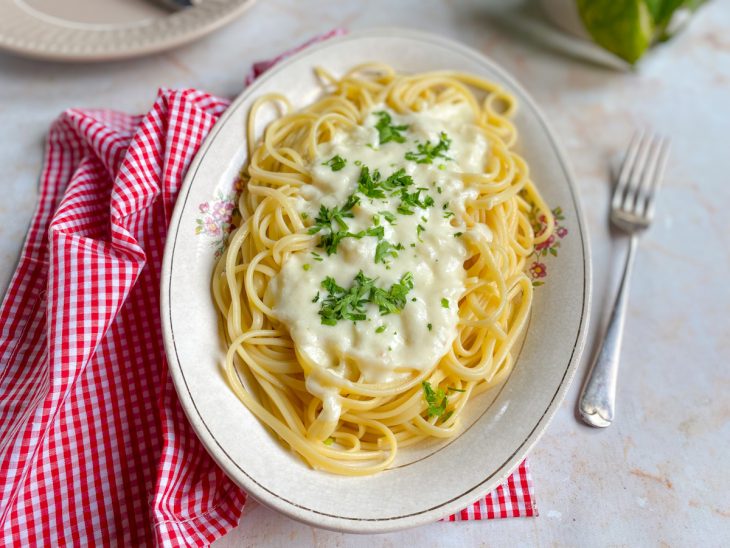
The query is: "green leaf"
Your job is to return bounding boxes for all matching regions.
[577,0,654,64]
[650,0,705,41]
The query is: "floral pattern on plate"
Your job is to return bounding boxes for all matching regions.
[529,206,567,287]
[194,177,243,258]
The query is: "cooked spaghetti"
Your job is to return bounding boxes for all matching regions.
[212,64,554,475]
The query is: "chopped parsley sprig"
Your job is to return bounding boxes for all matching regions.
[397,187,435,215]
[308,194,388,255]
[422,381,449,419]
[323,155,347,171]
[370,272,414,315]
[374,111,409,145]
[357,167,414,200]
[308,194,359,234]
[405,132,452,164]
[379,210,397,225]
[317,270,414,325]
[375,240,404,265]
[318,225,383,256]
[357,166,385,199]
[318,272,373,325]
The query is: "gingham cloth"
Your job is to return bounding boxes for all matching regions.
[0,37,536,547]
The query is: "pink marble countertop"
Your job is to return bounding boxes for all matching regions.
[1,0,728,545]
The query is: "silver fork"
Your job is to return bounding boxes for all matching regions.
[578,132,670,428]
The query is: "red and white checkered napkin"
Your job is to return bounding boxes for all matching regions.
[0,41,536,547]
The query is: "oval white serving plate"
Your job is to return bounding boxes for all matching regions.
[161,28,591,533]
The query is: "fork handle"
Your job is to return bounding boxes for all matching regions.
[578,235,638,427]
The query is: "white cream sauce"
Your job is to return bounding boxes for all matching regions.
[271,104,488,419]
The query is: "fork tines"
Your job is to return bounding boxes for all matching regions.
[612,131,670,223]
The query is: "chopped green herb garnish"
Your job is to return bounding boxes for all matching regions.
[354,159,362,166]
[318,271,414,325]
[448,387,466,393]
[397,188,434,215]
[454,232,463,238]
[323,437,335,446]
[311,251,324,262]
[357,166,413,201]
[441,298,449,308]
[427,323,432,331]
[317,230,350,255]
[438,164,447,171]
[301,212,309,219]
[303,263,311,271]
[309,194,388,255]
[417,224,426,242]
[370,272,414,316]
[357,166,385,199]
[309,194,359,234]
[312,291,320,303]
[380,169,413,193]
[323,155,347,171]
[318,272,373,325]
[405,132,452,164]
[360,226,385,239]
[374,111,409,145]
[372,214,380,226]
[443,210,455,219]
[420,215,428,223]
[379,211,397,224]
[318,224,384,256]
[437,186,443,194]
[375,239,402,264]
[441,410,454,422]
[422,381,449,418]
[410,243,416,248]
[375,325,387,333]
